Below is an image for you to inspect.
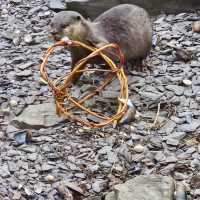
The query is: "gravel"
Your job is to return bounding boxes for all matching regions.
[0,1,200,199]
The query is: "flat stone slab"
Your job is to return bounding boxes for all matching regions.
[66,0,200,19]
[105,175,175,200]
[11,103,65,129]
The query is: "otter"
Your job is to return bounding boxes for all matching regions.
[50,4,152,70]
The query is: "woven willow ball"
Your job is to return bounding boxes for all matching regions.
[40,39,128,128]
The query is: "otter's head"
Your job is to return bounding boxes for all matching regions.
[50,11,88,41]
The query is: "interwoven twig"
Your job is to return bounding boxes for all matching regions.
[40,39,129,128]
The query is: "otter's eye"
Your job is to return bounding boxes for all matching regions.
[61,24,66,29]
[61,24,69,29]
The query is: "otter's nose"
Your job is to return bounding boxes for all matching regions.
[50,29,58,35]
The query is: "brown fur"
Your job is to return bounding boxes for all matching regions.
[50,4,152,69]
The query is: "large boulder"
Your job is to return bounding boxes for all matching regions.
[105,175,175,200]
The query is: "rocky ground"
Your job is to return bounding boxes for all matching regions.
[0,0,200,200]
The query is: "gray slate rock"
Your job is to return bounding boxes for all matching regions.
[92,179,107,193]
[16,70,32,77]
[48,0,66,11]
[159,119,176,134]
[178,120,200,132]
[10,0,21,4]
[18,62,34,70]
[105,175,175,200]
[11,103,65,129]
[166,132,186,146]
[0,164,11,178]
[166,85,184,96]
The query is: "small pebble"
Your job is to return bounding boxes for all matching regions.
[182,79,192,86]
[45,174,55,182]
[24,34,33,44]
[10,99,18,107]
[12,191,21,200]
[133,144,145,153]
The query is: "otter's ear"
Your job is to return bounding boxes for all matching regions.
[76,15,81,21]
